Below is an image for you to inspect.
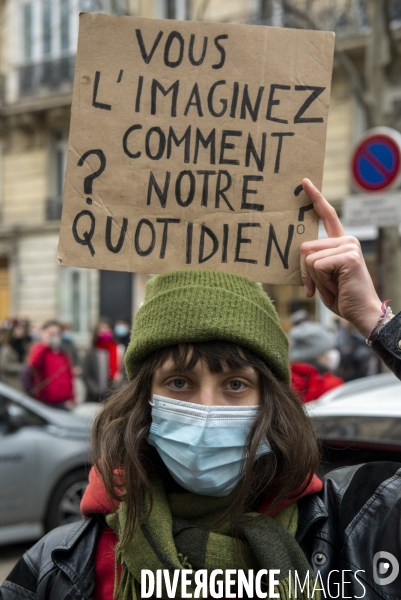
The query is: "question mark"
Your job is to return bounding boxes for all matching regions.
[294,184,314,234]
[72,149,106,257]
[77,149,106,205]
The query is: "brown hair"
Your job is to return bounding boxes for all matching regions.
[91,317,113,347]
[92,341,320,549]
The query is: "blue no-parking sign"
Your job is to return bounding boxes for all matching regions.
[351,127,401,192]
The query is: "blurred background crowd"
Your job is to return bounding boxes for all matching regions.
[0,310,379,408]
[0,315,131,408]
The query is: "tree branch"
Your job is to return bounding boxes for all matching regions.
[281,0,369,118]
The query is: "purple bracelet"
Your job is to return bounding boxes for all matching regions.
[366,300,392,347]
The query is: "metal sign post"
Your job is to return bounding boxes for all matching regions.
[349,127,401,307]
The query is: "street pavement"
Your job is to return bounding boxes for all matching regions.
[0,544,32,584]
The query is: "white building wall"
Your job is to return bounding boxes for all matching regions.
[322,87,353,203]
[3,149,47,226]
[15,231,100,337]
[16,231,59,325]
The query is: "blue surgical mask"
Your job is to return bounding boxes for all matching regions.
[114,324,129,337]
[148,395,270,497]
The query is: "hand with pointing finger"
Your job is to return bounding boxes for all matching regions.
[300,178,382,338]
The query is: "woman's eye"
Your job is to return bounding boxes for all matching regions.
[228,381,246,391]
[169,379,188,390]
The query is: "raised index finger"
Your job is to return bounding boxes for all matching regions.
[302,178,345,238]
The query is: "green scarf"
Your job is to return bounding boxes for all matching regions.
[107,477,320,600]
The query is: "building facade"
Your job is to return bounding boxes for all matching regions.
[0,0,149,345]
[0,0,400,337]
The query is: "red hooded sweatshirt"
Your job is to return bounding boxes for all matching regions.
[80,467,323,600]
[291,362,343,403]
[28,342,74,404]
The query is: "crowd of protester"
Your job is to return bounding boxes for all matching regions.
[288,309,380,403]
[0,317,131,409]
[0,310,381,408]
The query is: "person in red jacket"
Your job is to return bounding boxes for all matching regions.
[289,321,344,403]
[27,320,74,408]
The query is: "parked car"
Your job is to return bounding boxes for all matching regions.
[0,383,91,546]
[306,372,401,474]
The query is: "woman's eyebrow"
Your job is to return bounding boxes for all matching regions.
[219,363,253,372]
[220,366,257,377]
[156,365,194,376]
[156,364,257,377]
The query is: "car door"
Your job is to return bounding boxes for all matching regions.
[0,396,41,526]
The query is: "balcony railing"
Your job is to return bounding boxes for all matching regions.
[46,197,63,221]
[19,55,75,99]
[249,0,401,38]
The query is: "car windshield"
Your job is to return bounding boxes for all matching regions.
[0,396,46,429]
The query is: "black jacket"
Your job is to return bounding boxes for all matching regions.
[371,310,401,380]
[2,314,401,600]
[2,462,401,600]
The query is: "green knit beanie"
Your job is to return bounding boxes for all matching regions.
[124,270,290,383]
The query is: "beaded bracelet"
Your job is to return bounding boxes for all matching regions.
[366,299,394,346]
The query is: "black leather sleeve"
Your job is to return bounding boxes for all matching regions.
[0,519,98,600]
[372,311,401,380]
[0,555,38,599]
[299,463,401,599]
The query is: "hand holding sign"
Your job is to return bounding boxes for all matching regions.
[300,178,382,337]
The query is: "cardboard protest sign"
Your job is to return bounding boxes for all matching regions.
[57,13,335,284]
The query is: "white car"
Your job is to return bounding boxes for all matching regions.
[306,372,401,473]
[0,384,92,546]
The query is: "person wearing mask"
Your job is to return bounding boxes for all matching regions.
[0,321,29,391]
[27,320,74,408]
[3,179,401,599]
[113,318,131,351]
[82,319,121,402]
[28,323,41,344]
[289,321,343,403]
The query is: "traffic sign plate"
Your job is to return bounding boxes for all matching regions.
[343,193,401,228]
[351,127,401,192]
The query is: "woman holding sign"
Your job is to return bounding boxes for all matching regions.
[2,179,401,599]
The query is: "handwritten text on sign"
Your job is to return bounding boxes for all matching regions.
[57,13,335,284]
